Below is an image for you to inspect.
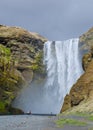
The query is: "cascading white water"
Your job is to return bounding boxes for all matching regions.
[12,38,83,114]
[44,39,83,109]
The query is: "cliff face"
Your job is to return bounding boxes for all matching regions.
[0,25,47,114]
[61,27,93,113]
[79,27,93,50]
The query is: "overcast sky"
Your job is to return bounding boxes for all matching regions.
[0,0,93,40]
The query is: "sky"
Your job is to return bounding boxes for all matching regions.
[0,0,93,40]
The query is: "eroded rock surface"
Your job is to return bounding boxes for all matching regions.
[0,25,47,114]
[61,27,93,113]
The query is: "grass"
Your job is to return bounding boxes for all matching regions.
[56,118,87,127]
[0,44,10,56]
[56,112,93,128]
[68,112,90,117]
[88,116,93,121]
[68,112,93,121]
[89,128,93,130]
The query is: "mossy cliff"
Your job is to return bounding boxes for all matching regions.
[0,25,47,114]
[61,27,93,113]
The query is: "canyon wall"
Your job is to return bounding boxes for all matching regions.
[0,25,46,114]
[61,27,93,113]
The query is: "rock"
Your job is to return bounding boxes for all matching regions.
[82,53,92,71]
[0,25,47,114]
[80,27,93,50]
[61,95,71,112]
[61,61,93,113]
[61,27,93,113]
[9,106,24,115]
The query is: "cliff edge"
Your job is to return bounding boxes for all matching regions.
[61,27,93,113]
[0,25,47,114]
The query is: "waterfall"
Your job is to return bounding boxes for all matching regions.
[44,39,82,103]
[12,38,83,114]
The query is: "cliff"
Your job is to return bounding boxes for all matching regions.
[61,27,93,113]
[1,24,93,115]
[0,25,47,114]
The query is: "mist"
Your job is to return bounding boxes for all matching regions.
[12,80,61,114]
[12,39,83,114]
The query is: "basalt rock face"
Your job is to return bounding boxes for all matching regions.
[61,27,93,113]
[0,25,47,114]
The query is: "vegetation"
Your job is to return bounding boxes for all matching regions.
[56,118,87,127]
[56,112,93,128]
[89,128,93,130]
[31,51,45,73]
[0,25,46,114]
[88,116,93,121]
[0,44,24,114]
[68,112,93,120]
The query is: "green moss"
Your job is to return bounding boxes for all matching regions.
[56,118,87,127]
[0,70,23,93]
[31,51,44,73]
[0,102,5,110]
[4,91,15,101]
[0,44,10,56]
[0,44,12,71]
[0,70,23,114]
[0,44,24,114]
[29,46,35,53]
[89,128,93,130]
[0,44,20,90]
[31,64,39,71]
[88,116,93,121]
[0,101,8,114]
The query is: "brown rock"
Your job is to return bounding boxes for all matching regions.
[82,53,92,71]
[80,27,93,50]
[61,27,93,113]
[0,25,47,114]
[21,69,33,84]
[61,95,71,112]
[61,60,93,113]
